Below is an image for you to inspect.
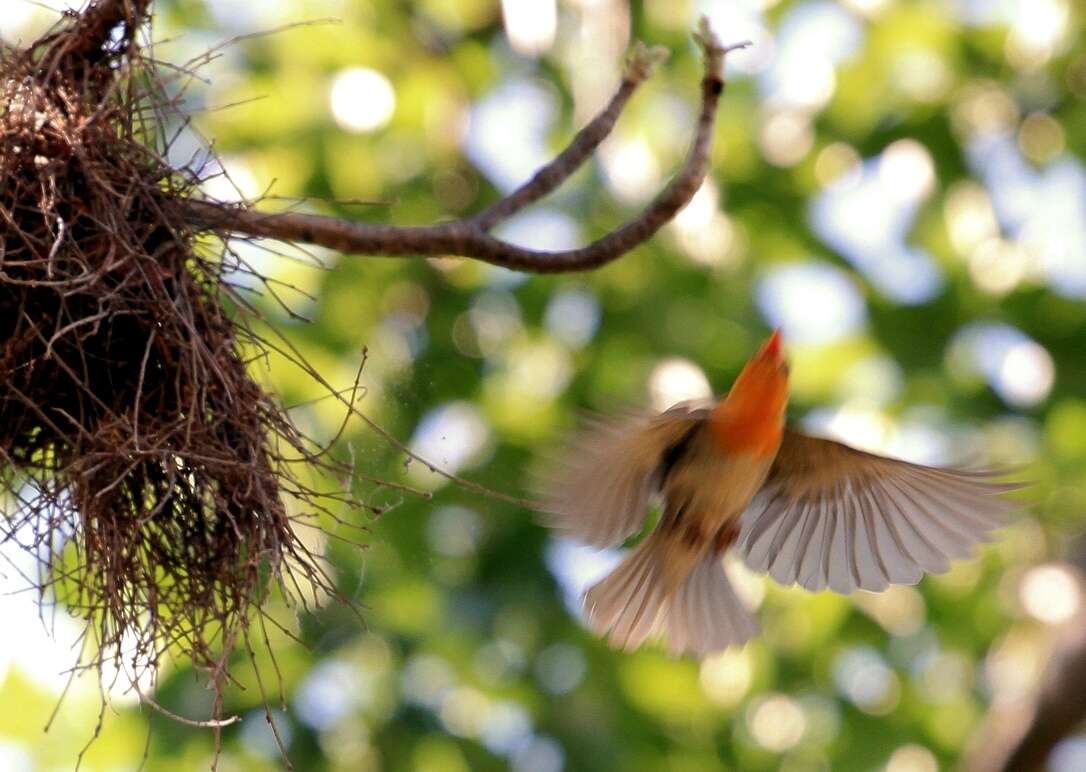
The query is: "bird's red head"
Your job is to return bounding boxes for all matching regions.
[710,330,790,457]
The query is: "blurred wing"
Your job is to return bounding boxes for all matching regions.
[737,430,1022,593]
[534,404,709,548]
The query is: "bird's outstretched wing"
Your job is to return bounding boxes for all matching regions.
[736,429,1022,593]
[534,403,709,548]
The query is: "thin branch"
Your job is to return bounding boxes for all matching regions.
[135,686,242,729]
[187,22,751,274]
[469,41,668,231]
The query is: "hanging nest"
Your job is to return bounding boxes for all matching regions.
[0,0,365,711]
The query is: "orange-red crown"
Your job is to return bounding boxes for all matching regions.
[710,330,789,457]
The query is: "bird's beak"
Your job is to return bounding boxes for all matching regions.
[759,329,785,366]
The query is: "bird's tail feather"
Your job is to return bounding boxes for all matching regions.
[584,533,758,656]
[663,552,759,656]
[584,535,666,651]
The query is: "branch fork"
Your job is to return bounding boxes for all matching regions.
[188,18,749,274]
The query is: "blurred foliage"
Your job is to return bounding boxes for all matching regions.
[1,0,1086,770]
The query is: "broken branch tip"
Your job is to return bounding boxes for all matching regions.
[694,16,752,75]
[626,41,671,83]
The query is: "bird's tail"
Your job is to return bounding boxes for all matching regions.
[584,532,758,657]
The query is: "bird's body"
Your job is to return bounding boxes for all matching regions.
[536,332,1019,657]
[652,417,776,595]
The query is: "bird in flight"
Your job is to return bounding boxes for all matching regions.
[535,331,1019,657]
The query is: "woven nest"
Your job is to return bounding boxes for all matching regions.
[0,2,364,709]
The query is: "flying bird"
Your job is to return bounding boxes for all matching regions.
[536,331,1019,657]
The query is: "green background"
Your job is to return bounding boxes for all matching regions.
[1,0,1085,770]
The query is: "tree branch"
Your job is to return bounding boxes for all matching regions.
[186,20,750,274]
[968,563,1086,772]
[469,41,668,232]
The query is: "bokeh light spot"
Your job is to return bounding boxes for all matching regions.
[330,68,396,133]
[648,358,713,412]
[1018,112,1066,165]
[834,648,900,714]
[1050,736,1086,772]
[544,288,601,349]
[886,744,939,772]
[535,644,587,695]
[747,694,806,752]
[501,0,557,56]
[1019,564,1081,624]
[756,262,866,344]
[409,402,491,480]
[699,649,753,708]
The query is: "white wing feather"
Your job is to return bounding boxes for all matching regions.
[738,431,1021,594]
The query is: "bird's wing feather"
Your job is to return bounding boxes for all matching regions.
[736,429,1022,593]
[534,404,709,548]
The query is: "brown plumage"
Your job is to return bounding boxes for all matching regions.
[536,332,1020,657]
